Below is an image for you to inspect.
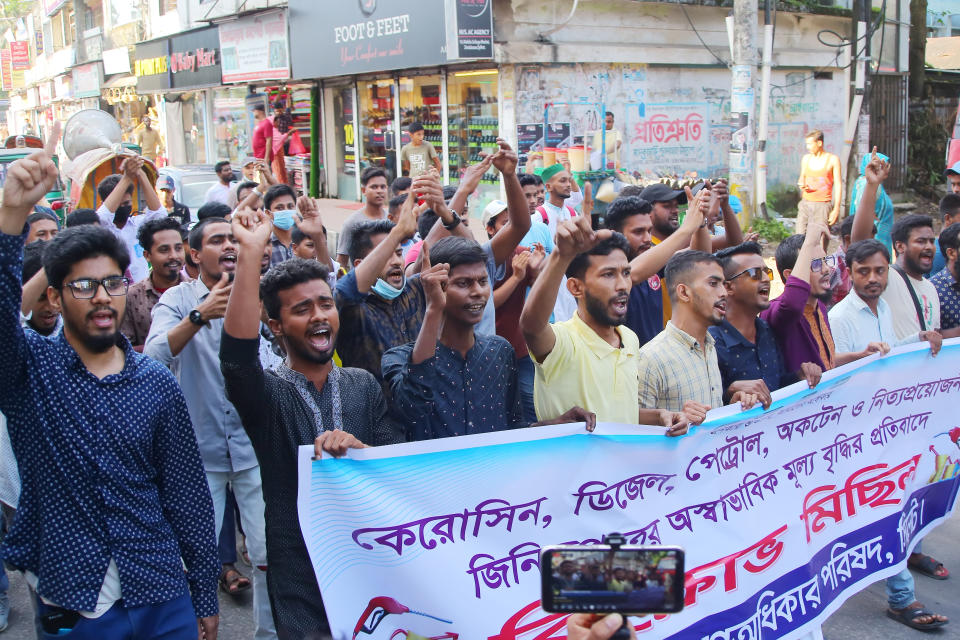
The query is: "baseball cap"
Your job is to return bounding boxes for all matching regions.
[241,156,257,168]
[482,200,508,227]
[640,183,687,204]
[156,175,175,191]
[945,161,960,177]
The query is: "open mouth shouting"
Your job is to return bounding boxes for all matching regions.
[88,307,117,330]
[220,252,238,271]
[713,298,727,318]
[306,324,334,352]
[385,267,404,288]
[611,294,629,317]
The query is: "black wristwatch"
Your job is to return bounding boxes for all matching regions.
[442,212,462,230]
[189,309,206,327]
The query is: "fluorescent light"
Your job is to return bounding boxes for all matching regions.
[453,70,498,77]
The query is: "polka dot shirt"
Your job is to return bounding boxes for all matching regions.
[0,231,219,617]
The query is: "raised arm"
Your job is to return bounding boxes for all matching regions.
[851,148,889,244]
[353,192,418,293]
[410,247,449,365]
[488,139,532,266]
[224,208,273,340]
[631,186,705,284]
[100,156,138,216]
[521,216,612,361]
[295,196,332,267]
[139,164,163,212]
[710,180,744,250]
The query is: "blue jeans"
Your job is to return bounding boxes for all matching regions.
[517,355,537,423]
[35,593,195,639]
[218,487,240,566]
[886,540,920,609]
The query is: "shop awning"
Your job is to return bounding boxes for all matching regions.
[102,74,137,89]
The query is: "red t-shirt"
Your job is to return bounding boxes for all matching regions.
[252,118,274,159]
[495,247,537,360]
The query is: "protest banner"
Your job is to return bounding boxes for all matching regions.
[297,341,960,639]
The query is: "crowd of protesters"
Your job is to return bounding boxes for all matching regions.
[0,122,956,639]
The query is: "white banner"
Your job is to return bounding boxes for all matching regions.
[298,341,960,640]
[219,11,290,84]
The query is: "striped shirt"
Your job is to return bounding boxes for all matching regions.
[637,321,724,412]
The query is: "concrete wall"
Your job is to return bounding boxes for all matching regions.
[495,0,851,190]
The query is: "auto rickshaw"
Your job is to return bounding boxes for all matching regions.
[65,147,158,211]
[0,135,68,222]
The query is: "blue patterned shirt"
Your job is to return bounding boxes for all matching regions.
[709,318,795,397]
[0,230,219,617]
[382,334,527,440]
[930,267,960,330]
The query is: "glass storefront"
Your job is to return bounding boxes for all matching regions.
[212,87,249,163]
[358,79,397,184]
[180,91,208,164]
[328,68,500,214]
[447,69,500,214]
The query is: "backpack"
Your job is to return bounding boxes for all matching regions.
[536,204,577,224]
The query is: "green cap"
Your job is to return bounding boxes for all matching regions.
[540,163,566,183]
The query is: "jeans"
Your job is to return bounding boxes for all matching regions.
[218,487,241,566]
[207,467,276,639]
[886,540,920,609]
[35,593,195,639]
[517,355,537,423]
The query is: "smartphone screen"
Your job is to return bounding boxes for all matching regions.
[540,545,685,615]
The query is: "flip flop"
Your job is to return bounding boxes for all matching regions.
[908,553,950,580]
[219,567,251,595]
[887,605,948,631]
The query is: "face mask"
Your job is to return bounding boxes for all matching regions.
[272,210,296,230]
[115,203,132,220]
[371,277,405,300]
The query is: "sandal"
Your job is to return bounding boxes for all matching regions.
[908,553,950,580]
[219,567,251,595]
[886,603,949,631]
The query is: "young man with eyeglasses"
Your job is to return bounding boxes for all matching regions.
[0,135,219,638]
[710,242,823,409]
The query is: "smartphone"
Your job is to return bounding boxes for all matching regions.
[540,545,685,615]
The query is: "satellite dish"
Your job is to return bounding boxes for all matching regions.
[63,109,124,160]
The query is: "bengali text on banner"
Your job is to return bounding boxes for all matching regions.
[297,341,960,640]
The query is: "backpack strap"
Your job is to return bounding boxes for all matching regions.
[536,205,548,224]
[891,264,927,331]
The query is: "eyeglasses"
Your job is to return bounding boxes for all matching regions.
[727,266,773,282]
[64,276,130,299]
[811,255,837,273]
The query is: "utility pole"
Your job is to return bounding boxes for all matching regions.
[728,0,758,225]
[755,0,773,220]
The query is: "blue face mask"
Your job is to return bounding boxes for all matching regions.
[272,210,296,230]
[371,276,406,300]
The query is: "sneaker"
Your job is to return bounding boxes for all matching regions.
[0,589,9,632]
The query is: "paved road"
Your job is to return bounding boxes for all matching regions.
[2,511,957,638]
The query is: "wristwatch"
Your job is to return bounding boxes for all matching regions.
[442,212,462,230]
[189,309,206,326]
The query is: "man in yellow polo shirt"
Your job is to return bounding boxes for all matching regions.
[519,215,688,432]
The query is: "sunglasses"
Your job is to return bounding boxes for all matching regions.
[64,276,130,299]
[727,266,773,282]
[811,255,837,273]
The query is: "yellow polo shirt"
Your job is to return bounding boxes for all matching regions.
[532,313,640,424]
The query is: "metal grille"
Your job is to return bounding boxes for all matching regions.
[868,73,908,191]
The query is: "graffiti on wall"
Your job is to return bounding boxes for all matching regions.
[512,63,845,189]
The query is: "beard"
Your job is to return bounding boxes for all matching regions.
[904,254,932,276]
[283,334,335,365]
[64,310,120,354]
[584,290,625,327]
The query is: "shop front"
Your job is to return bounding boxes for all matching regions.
[290,0,497,211]
[134,26,222,166]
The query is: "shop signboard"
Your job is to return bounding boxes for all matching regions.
[134,38,169,93]
[10,41,27,90]
[289,0,448,78]
[38,81,53,105]
[103,47,131,76]
[516,123,542,167]
[0,49,11,92]
[219,11,290,83]
[450,0,493,59]
[34,17,43,56]
[54,74,71,100]
[72,62,102,98]
[169,27,221,89]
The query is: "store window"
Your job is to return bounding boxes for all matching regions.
[213,87,248,164]
[358,79,397,184]
[398,74,443,178]
[447,69,499,215]
[333,85,358,201]
[180,91,208,164]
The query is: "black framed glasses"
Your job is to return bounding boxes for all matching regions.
[64,276,131,299]
[727,266,773,282]
[811,255,837,273]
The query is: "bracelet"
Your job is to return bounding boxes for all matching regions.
[442,212,462,230]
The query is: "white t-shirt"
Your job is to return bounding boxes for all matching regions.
[880,267,940,339]
[204,181,233,205]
